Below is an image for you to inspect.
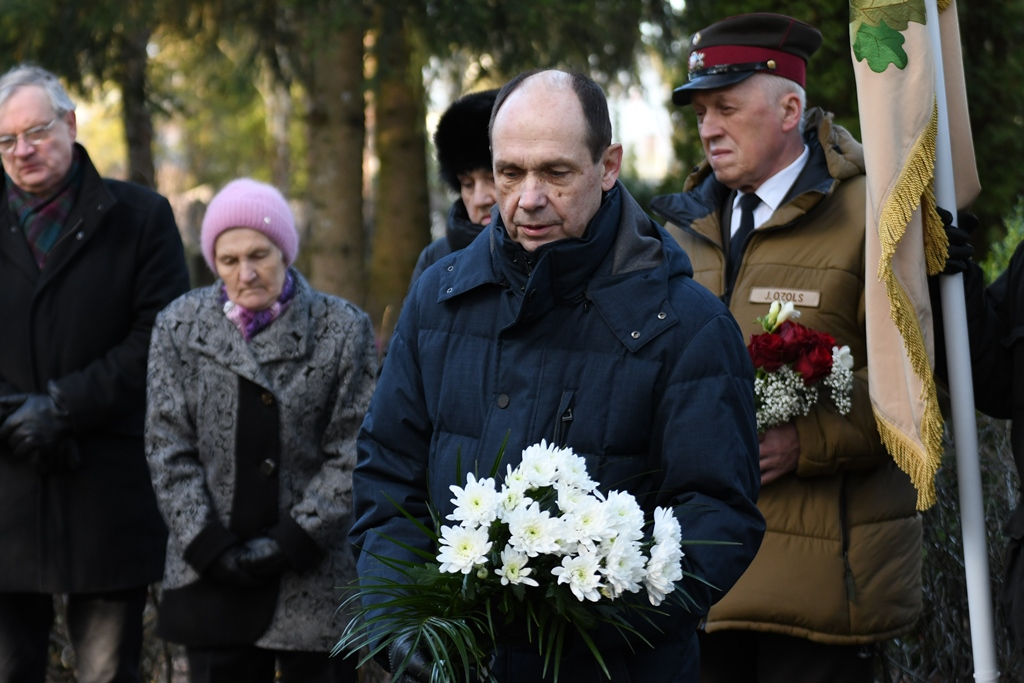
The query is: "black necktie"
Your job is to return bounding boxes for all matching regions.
[727,192,760,289]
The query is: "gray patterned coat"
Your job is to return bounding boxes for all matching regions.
[145,270,375,651]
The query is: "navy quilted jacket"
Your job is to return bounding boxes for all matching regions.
[351,183,764,682]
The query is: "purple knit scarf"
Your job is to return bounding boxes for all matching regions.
[220,270,296,342]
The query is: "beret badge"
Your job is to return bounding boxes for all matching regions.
[688,51,705,77]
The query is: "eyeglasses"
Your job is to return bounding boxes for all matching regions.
[0,118,59,156]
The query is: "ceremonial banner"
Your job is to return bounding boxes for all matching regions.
[850,0,980,509]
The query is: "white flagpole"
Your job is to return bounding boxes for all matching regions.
[925,0,1000,679]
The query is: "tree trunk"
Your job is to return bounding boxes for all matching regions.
[258,61,292,191]
[115,26,155,188]
[306,25,367,306]
[366,4,431,344]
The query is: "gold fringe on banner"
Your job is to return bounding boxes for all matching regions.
[873,101,947,510]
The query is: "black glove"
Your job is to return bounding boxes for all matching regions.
[206,545,265,586]
[236,536,289,579]
[937,206,977,275]
[0,393,72,461]
[389,631,433,683]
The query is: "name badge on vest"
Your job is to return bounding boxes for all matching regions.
[748,287,821,308]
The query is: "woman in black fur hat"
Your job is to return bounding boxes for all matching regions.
[409,88,498,288]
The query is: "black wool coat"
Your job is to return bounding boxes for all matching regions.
[0,144,190,593]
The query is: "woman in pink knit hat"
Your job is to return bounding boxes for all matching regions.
[144,178,376,682]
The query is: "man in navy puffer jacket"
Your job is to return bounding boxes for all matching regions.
[351,68,765,683]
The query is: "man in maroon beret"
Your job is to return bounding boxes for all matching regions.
[650,13,922,683]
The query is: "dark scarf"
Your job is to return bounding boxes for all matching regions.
[6,147,83,269]
[219,270,297,342]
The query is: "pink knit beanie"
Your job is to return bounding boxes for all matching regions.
[201,178,298,270]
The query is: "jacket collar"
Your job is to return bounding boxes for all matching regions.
[434,181,690,351]
[0,143,114,287]
[445,199,486,252]
[186,267,315,386]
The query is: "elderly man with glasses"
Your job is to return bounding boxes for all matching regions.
[0,64,189,682]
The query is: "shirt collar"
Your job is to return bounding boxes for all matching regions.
[732,144,810,215]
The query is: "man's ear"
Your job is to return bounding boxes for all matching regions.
[65,110,77,142]
[780,93,802,134]
[600,143,623,191]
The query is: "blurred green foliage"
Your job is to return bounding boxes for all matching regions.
[982,197,1024,284]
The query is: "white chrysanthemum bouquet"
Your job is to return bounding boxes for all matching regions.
[748,301,855,432]
[336,440,689,682]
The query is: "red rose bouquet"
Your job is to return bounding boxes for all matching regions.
[748,302,854,432]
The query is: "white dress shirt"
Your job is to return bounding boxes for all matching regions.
[729,144,810,237]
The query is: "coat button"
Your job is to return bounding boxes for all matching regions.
[447,265,454,271]
[631,331,641,339]
[657,311,667,320]
[497,394,510,409]
[259,458,278,477]
[446,287,453,294]
[76,231,84,240]
[261,391,274,406]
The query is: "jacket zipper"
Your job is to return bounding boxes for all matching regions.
[554,390,575,446]
[839,474,856,601]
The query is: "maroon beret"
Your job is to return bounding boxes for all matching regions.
[672,13,822,105]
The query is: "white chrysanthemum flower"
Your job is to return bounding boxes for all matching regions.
[599,536,646,598]
[496,484,532,523]
[652,507,682,546]
[562,495,612,550]
[643,539,684,606]
[503,462,531,494]
[436,524,492,575]
[506,501,562,557]
[555,482,588,514]
[552,546,604,602]
[518,440,563,488]
[447,473,500,527]
[603,490,645,541]
[555,451,597,492]
[495,546,539,587]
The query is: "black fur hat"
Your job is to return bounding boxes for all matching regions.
[434,89,499,193]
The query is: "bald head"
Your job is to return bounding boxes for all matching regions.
[489,69,622,252]
[490,70,612,164]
